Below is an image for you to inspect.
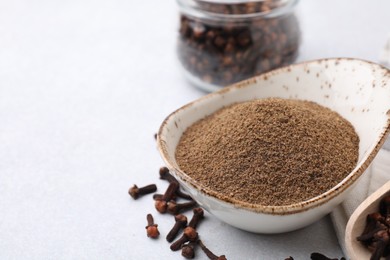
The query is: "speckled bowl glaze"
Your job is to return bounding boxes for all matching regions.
[157,58,390,233]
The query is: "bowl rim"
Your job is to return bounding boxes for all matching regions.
[157,57,390,215]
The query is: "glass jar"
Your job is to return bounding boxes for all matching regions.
[176,0,301,92]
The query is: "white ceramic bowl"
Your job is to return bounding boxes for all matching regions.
[157,58,390,233]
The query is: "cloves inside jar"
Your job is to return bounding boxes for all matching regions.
[176,0,301,91]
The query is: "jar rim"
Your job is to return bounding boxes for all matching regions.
[177,0,299,20]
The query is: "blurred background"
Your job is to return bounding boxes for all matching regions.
[0,0,389,259]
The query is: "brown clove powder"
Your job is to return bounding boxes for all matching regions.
[175,98,359,206]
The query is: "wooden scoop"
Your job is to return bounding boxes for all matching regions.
[345,181,390,259]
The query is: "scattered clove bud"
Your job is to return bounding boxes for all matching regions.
[170,227,198,251]
[310,252,346,260]
[167,200,197,215]
[159,166,193,200]
[188,207,204,229]
[166,214,188,242]
[153,193,163,200]
[145,213,159,239]
[181,241,197,259]
[284,257,294,260]
[128,184,157,200]
[153,193,176,201]
[198,239,227,260]
[176,189,193,201]
[155,182,179,213]
[154,199,168,214]
[159,166,178,183]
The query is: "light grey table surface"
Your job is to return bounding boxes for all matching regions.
[0,0,389,259]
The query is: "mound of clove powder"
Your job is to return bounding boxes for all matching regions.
[175,98,359,206]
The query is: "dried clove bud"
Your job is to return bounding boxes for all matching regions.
[128,184,157,200]
[170,227,198,251]
[145,213,159,239]
[155,182,179,213]
[188,207,204,229]
[198,239,227,260]
[153,193,163,200]
[159,166,193,200]
[159,167,178,183]
[181,241,197,259]
[284,257,294,260]
[310,252,345,260]
[167,200,197,215]
[154,199,167,214]
[176,190,193,201]
[166,214,188,242]
[153,193,177,201]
